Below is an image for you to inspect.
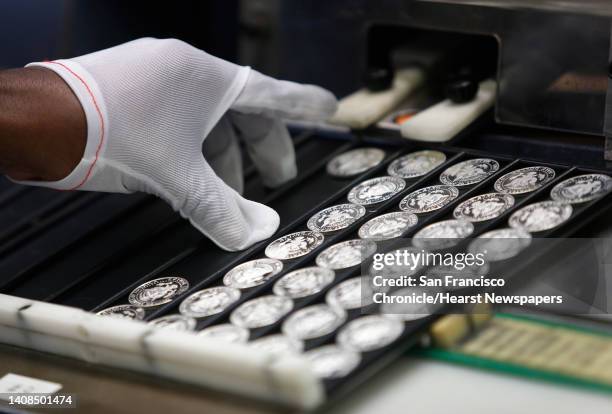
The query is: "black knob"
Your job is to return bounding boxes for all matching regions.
[445,79,478,103]
[363,67,393,92]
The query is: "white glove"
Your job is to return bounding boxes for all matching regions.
[16,38,337,251]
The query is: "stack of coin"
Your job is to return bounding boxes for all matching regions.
[453,193,515,222]
[358,211,418,240]
[128,276,190,309]
[347,176,406,205]
[316,239,377,270]
[337,315,404,352]
[326,147,386,178]
[387,150,446,179]
[307,204,366,233]
[148,314,196,331]
[304,345,361,379]
[265,231,324,260]
[96,304,145,320]
[494,166,556,194]
[508,200,572,233]
[550,174,611,204]
[179,286,241,318]
[223,258,283,290]
[198,323,249,344]
[230,295,293,329]
[399,185,459,214]
[273,267,335,299]
[439,158,499,186]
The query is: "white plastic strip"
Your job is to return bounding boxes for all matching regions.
[0,294,324,409]
[401,79,496,142]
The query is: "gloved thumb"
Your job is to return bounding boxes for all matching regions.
[176,156,280,251]
[231,70,338,121]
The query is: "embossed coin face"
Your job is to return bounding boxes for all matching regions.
[413,219,474,250]
[307,204,366,233]
[399,185,459,214]
[387,150,447,179]
[282,304,346,341]
[149,314,196,331]
[179,286,241,318]
[468,227,532,262]
[347,176,406,205]
[265,231,324,260]
[273,267,335,299]
[315,239,377,270]
[326,147,386,177]
[453,193,515,222]
[508,201,572,233]
[550,174,612,204]
[439,158,499,186]
[249,334,303,355]
[198,324,249,344]
[326,276,381,310]
[494,166,556,194]
[223,259,283,289]
[358,212,418,240]
[97,304,145,320]
[304,345,361,379]
[230,295,293,329]
[337,315,404,352]
[129,277,189,308]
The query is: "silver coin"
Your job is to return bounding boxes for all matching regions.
[508,201,572,233]
[265,231,324,260]
[358,212,418,240]
[230,295,293,329]
[413,219,474,250]
[399,185,459,214]
[550,174,612,204]
[367,246,425,277]
[197,324,249,344]
[387,150,447,179]
[282,304,346,341]
[439,158,499,186]
[326,276,381,310]
[179,286,241,318]
[128,277,189,308]
[223,258,283,290]
[468,227,532,262]
[148,314,196,331]
[273,266,335,299]
[249,334,303,355]
[427,263,491,292]
[494,166,556,194]
[96,304,145,320]
[337,315,404,352]
[304,345,361,379]
[380,287,441,320]
[315,239,377,270]
[326,147,386,177]
[307,204,366,233]
[347,176,406,205]
[453,193,515,222]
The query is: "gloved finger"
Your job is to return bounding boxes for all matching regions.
[231,69,338,121]
[180,155,279,251]
[230,112,297,188]
[203,116,244,194]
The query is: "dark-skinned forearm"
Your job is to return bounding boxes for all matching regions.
[0,67,85,182]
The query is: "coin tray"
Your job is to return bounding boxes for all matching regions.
[1,126,611,407]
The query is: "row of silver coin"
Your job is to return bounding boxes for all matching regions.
[96,148,611,378]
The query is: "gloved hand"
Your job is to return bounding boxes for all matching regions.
[16,38,337,251]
